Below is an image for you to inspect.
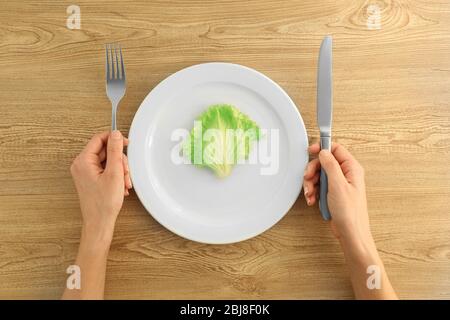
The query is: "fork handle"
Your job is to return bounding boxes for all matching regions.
[111,103,118,131]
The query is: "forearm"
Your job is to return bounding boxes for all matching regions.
[340,234,397,300]
[62,224,113,300]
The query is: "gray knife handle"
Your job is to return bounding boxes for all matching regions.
[319,136,332,220]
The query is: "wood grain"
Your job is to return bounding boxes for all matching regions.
[0,0,449,299]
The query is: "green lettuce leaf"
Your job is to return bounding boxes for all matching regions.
[183,104,260,178]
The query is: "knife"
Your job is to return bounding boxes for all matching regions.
[317,35,333,221]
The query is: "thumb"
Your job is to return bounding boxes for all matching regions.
[319,149,346,184]
[106,130,124,176]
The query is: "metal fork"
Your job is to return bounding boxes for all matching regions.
[105,43,126,130]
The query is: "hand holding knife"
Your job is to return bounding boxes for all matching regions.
[317,35,333,220]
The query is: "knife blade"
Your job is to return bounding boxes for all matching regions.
[317,35,333,221]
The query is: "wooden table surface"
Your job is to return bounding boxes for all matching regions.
[0,0,449,299]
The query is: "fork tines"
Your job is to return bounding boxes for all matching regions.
[105,43,125,81]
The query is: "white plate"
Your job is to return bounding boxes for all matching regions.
[128,63,308,244]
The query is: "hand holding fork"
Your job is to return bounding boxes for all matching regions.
[104,43,131,194]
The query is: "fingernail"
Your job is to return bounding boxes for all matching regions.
[304,186,308,196]
[306,198,310,205]
[111,130,122,140]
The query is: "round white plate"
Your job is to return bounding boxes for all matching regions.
[128,62,308,244]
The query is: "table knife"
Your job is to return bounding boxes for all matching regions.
[317,35,333,221]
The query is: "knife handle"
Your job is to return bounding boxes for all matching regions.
[319,136,332,220]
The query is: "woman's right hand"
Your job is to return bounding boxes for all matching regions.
[304,142,397,299]
[303,143,373,245]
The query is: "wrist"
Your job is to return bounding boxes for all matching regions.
[80,221,115,251]
[339,230,378,262]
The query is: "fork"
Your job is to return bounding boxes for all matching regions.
[105,43,126,130]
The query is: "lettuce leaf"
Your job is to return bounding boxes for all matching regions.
[183,104,260,178]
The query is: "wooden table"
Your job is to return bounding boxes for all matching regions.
[1,0,449,299]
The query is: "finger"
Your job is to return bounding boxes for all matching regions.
[123,155,132,189]
[318,149,346,185]
[105,130,124,176]
[340,158,365,185]
[330,143,356,165]
[98,149,106,162]
[83,131,110,155]
[125,174,132,190]
[307,187,318,206]
[308,143,321,155]
[303,180,312,198]
[310,142,356,165]
[304,158,320,179]
[102,137,127,161]
[303,179,318,206]
[123,155,129,174]
[329,143,366,184]
[309,172,320,185]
